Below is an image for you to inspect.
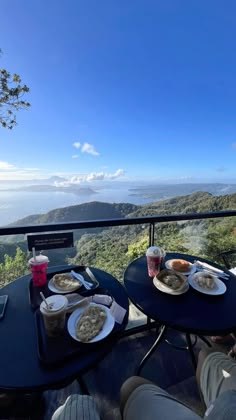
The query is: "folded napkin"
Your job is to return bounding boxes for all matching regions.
[195,261,229,277]
[65,293,127,324]
[91,295,127,324]
[110,300,127,324]
[90,294,113,306]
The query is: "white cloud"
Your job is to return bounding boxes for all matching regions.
[23,167,40,171]
[0,161,15,170]
[54,169,125,186]
[86,172,106,181]
[72,155,79,159]
[0,161,43,180]
[106,168,125,179]
[81,143,99,156]
[72,141,99,156]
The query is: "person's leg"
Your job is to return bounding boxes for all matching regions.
[51,395,100,420]
[198,350,236,408]
[196,347,217,392]
[120,376,153,415]
[121,382,201,420]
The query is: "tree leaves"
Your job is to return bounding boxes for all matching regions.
[0,63,30,129]
[0,247,28,287]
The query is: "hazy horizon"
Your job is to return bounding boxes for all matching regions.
[0,181,235,227]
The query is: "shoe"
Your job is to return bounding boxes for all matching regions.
[210,335,233,344]
[228,345,236,360]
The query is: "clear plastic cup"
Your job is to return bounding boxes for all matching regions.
[40,295,68,337]
[29,254,49,287]
[146,246,165,277]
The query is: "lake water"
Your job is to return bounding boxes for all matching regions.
[0,187,151,226]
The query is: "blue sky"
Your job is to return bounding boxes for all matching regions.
[0,0,236,184]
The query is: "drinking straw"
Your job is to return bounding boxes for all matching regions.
[40,292,50,310]
[32,247,36,262]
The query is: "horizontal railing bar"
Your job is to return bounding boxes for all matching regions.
[0,210,235,237]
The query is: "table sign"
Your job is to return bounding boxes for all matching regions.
[27,232,74,251]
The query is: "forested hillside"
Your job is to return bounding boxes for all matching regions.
[0,192,235,285]
[67,192,235,279]
[9,201,138,226]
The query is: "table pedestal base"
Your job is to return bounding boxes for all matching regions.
[136,328,212,375]
[136,325,167,375]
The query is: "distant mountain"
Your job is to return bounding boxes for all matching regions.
[1,185,97,195]
[128,191,236,217]
[129,183,236,200]
[9,201,138,226]
[0,176,66,188]
[5,191,235,232]
[8,192,236,227]
[1,192,235,270]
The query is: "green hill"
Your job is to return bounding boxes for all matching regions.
[0,192,235,284]
[9,201,138,226]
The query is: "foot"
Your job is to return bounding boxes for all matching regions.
[228,344,236,360]
[210,334,233,344]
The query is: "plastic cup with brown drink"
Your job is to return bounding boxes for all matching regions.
[146,246,166,277]
[29,252,49,287]
[40,295,68,337]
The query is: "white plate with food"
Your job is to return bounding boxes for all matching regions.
[153,269,189,295]
[165,259,196,275]
[48,273,82,294]
[188,272,227,296]
[67,303,115,343]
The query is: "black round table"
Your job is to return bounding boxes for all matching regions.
[124,253,236,372]
[0,265,129,393]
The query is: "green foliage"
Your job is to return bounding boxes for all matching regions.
[68,231,131,281]
[126,236,149,260]
[0,192,235,286]
[0,247,28,287]
[203,218,236,262]
[0,52,30,129]
[69,205,235,281]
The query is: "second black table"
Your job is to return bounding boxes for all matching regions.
[124,253,236,372]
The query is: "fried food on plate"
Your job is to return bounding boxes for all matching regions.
[169,259,191,272]
[52,273,80,291]
[75,305,107,342]
[193,272,216,289]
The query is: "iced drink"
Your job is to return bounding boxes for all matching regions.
[146,246,165,277]
[40,295,68,337]
[29,254,49,287]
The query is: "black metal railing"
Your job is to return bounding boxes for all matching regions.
[0,210,235,247]
[0,210,235,337]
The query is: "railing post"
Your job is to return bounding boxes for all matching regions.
[149,222,155,247]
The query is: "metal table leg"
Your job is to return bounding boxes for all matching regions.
[78,376,90,395]
[186,333,197,369]
[198,335,212,347]
[136,324,167,375]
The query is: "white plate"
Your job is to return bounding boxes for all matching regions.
[165,259,197,275]
[48,276,82,294]
[67,303,115,343]
[188,274,227,296]
[153,277,189,295]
